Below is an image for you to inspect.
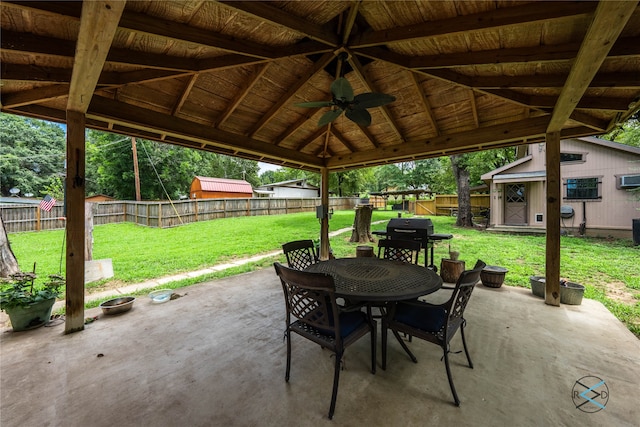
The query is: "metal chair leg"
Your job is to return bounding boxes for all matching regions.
[328,353,342,420]
[460,322,474,369]
[392,329,418,363]
[443,348,460,406]
[285,330,291,382]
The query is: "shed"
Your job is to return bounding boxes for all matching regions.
[85,194,116,203]
[189,177,253,199]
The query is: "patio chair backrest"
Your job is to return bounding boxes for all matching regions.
[282,239,318,270]
[445,259,486,330]
[274,262,340,342]
[377,239,421,264]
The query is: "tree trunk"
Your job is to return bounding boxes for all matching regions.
[450,154,474,227]
[0,214,20,278]
[85,202,93,261]
[349,205,374,243]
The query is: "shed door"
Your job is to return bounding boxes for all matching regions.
[504,183,527,225]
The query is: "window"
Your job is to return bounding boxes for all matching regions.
[564,177,601,200]
[560,153,584,163]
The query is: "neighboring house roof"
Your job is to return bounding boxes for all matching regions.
[577,136,640,155]
[481,137,640,181]
[194,177,253,193]
[255,179,319,190]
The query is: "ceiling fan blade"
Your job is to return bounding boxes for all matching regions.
[295,100,334,108]
[352,92,396,109]
[345,108,371,127]
[318,109,343,127]
[331,77,354,102]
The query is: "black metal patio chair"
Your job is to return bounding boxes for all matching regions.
[273,262,377,420]
[377,238,422,264]
[282,239,318,270]
[381,259,486,406]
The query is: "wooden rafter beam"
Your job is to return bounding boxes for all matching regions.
[341,1,361,45]
[354,35,640,71]
[458,71,640,89]
[330,128,357,153]
[531,95,631,111]
[172,74,199,116]
[548,1,638,132]
[1,84,70,108]
[295,127,327,152]
[350,1,596,47]
[87,96,324,168]
[219,1,340,47]
[67,0,125,113]
[248,52,335,137]
[4,1,331,61]
[348,54,404,142]
[275,113,315,147]
[409,73,439,136]
[327,116,554,168]
[215,63,270,128]
[0,30,199,72]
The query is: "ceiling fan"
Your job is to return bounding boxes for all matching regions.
[295,54,396,127]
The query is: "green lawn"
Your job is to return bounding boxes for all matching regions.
[7,210,640,336]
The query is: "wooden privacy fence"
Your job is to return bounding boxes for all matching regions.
[414,194,490,216]
[0,197,358,233]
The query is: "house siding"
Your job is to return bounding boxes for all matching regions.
[483,138,640,238]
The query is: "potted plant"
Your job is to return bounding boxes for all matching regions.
[1,272,64,331]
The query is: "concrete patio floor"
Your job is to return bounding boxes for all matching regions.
[1,267,638,427]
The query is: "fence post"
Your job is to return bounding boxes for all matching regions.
[36,206,41,231]
[158,202,162,228]
[194,199,199,222]
[247,198,250,217]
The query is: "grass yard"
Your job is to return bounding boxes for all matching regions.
[6,210,640,336]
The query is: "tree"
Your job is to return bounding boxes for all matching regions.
[450,154,473,227]
[601,115,640,147]
[449,147,517,227]
[0,113,66,197]
[86,130,262,200]
[0,215,20,277]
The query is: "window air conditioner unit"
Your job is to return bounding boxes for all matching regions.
[620,175,640,188]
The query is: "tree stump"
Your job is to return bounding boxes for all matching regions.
[349,205,374,243]
[0,214,20,278]
[440,259,465,283]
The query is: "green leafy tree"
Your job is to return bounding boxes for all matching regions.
[0,114,65,197]
[601,116,640,147]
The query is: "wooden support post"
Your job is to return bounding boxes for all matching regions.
[65,110,86,333]
[319,167,330,261]
[545,132,561,306]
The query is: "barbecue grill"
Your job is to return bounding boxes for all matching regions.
[374,218,452,271]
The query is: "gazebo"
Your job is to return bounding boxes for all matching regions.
[1,1,639,332]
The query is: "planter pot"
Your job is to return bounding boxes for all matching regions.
[4,298,56,331]
[529,276,545,298]
[481,266,508,288]
[561,282,585,305]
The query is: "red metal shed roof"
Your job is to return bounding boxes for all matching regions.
[195,177,253,194]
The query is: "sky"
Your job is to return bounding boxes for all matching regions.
[258,162,281,174]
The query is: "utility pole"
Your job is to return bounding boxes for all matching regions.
[131,137,141,201]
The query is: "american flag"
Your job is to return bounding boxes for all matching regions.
[39,195,56,212]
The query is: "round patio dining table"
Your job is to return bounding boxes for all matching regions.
[305,257,442,303]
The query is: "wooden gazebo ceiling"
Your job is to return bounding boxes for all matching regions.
[1,1,639,172]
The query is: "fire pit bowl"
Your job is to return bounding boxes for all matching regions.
[99,297,136,315]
